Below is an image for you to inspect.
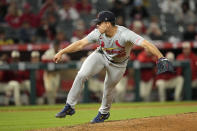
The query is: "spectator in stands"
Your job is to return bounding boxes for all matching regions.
[0,53,9,64]
[0,54,11,105]
[129,0,149,20]
[115,16,125,26]
[6,51,30,105]
[18,22,35,43]
[58,0,79,21]
[178,1,196,25]
[0,0,9,23]
[146,23,164,41]
[161,0,196,25]
[84,19,96,34]
[194,1,197,14]
[182,24,197,41]
[130,20,146,34]
[5,2,22,29]
[56,31,67,43]
[177,42,197,88]
[70,28,86,43]
[126,52,137,95]
[0,28,14,45]
[42,40,70,104]
[156,52,184,102]
[70,19,86,43]
[20,1,51,28]
[130,20,148,39]
[35,17,48,42]
[137,49,156,101]
[35,16,56,42]
[44,0,59,18]
[30,51,45,105]
[110,0,126,21]
[146,16,164,40]
[70,0,77,8]
[46,13,57,40]
[75,0,92,14]
[160,0,182,16]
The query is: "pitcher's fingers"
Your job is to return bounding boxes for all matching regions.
[53,57,57,62]
[54,57,59,63]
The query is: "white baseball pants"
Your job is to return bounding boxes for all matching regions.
[66,50,126,114]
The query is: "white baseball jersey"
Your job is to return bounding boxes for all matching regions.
[66,25,145,114]
[85,25,144,67]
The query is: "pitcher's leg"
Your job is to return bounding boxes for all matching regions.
[99,66,126,114]
[67,52,104,107]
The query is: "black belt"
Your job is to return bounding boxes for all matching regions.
[98,48,129,64]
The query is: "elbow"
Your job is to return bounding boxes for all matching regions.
[141,40,156,51]
[77,40,87,50]
[141,40,147,46]
[141,40,149,50]
[78,45,84,50]
[77,41,84,50]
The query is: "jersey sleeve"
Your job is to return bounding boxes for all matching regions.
[122,29,144,46]
[85,29,101,43]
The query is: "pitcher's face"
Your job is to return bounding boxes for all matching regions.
[97,22,110,34]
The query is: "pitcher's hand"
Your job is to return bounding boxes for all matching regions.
[53,52,62,63]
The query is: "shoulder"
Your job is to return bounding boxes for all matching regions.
[118,26,130,33]
[119,26,135,37]
[92,28,99,33]
[88,28,100,36]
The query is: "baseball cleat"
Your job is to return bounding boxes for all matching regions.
[55,104,75,118]
[91,112,110,123]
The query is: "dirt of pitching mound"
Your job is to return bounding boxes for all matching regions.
[35,112,197,131]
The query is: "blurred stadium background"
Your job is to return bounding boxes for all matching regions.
[0,0,197,106]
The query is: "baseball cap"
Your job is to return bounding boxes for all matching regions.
[11,51,20,58]
[182,42,191,48]
[31,51,40,58]
[166,52,175,61]
[93,11,116,25]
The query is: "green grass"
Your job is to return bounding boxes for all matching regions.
[0,102,197,131]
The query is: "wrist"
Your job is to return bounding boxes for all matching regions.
[158,54,164,59]
[59,50,65,55]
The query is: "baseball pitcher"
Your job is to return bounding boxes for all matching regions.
[53,11,173,123]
